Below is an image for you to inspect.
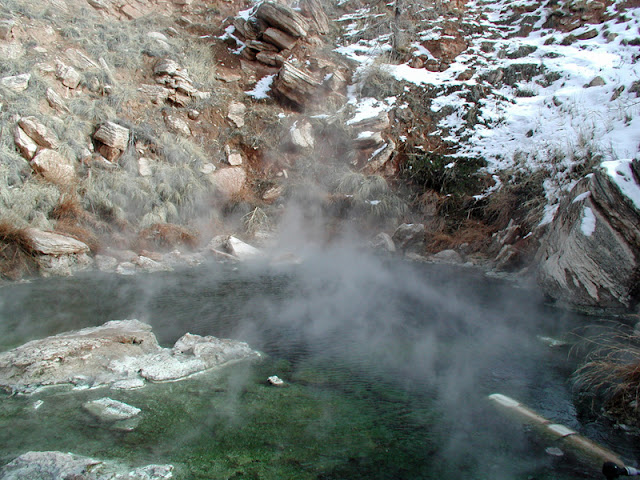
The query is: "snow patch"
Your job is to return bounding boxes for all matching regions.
[581,206,596,237]
[602,159,640,210]
[245,74,276,100]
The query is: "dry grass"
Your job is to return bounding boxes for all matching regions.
[426,218,494,253]
[50,193,101,252]
[484,169,547,230]
[572,324,640,423]
[136,223,199,251]
[0,222,39,280]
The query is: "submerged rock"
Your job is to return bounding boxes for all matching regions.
[267,375,285,386]
[84,397,141,421]
[0,451,173,480]
[0,319,261,394]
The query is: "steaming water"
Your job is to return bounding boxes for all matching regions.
[0,251,637,479]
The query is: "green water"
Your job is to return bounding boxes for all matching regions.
[0,254,636,479]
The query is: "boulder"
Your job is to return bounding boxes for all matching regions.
[431,249,465,264]
[163,113,191,136]
[256,51,285,67]
[0,319,261,394]
[209,166,246,199]
[138,84,173,103]
[255,2,309,38]
[138,157,153,176]
[64,47,100,69]
[392,223,426,253]
[262,185,283,202]
[0,73,30,92]
[227,151,243,166]
[18,117,60,150]
[267,375,285,386]
[94,121,130,150]
[24,228,89,255]
[369,232,396,254]
[586,76,606,88]
[363,140,396,173]
[354,131,384,150]
[273,62,321,107]
[536,159,640,309]
[0,19,16,40]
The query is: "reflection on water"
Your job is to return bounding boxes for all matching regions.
[0,252,636,479]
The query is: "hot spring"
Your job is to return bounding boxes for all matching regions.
[0,248,637,479]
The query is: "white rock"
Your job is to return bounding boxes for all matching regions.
[111,378,146,390]
[268,375,285,386]
[55,62,81,89]
[164,114,191,136]
[138,157,153,176]
[1,73,30,92]
[116,262,137,275]
[84,397,141,421]
[220,235,262,260]
[18,116,59,149]
[290,120,315,149]
[14,125,38,160]
[228,102,247,128]
[24,228,89,255]
[200,163,216,174]
[227,152,243,166]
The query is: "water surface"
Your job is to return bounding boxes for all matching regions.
[0,251,636,479]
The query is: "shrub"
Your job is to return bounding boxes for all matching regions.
[243,207,272,237]
[356,64,405,99]
[402,152,487,196]
[484,169,547,230]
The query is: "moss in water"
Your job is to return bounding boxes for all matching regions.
[0,357,443,479]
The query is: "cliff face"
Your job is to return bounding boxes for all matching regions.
[1,0,639,310]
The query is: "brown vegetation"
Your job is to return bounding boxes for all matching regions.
[136,223,199,252]
[573,324,640,426]
[0,222,38,280]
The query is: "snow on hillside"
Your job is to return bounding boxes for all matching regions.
[336,0,640,220]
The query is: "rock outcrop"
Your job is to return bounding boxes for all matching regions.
[227,1,348,109]
[0,319,261,394]
[23,228,92,276]
[0,451,173,480]
[536,159,640,310]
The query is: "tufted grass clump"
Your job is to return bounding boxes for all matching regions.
[332,171,407,225]
[0,221,39,280]
[572,324,640,425]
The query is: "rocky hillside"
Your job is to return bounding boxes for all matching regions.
[1,0,639,311]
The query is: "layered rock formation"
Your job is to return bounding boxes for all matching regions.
[537,159,640,310]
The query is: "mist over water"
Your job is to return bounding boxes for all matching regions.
[0,247,635,479]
